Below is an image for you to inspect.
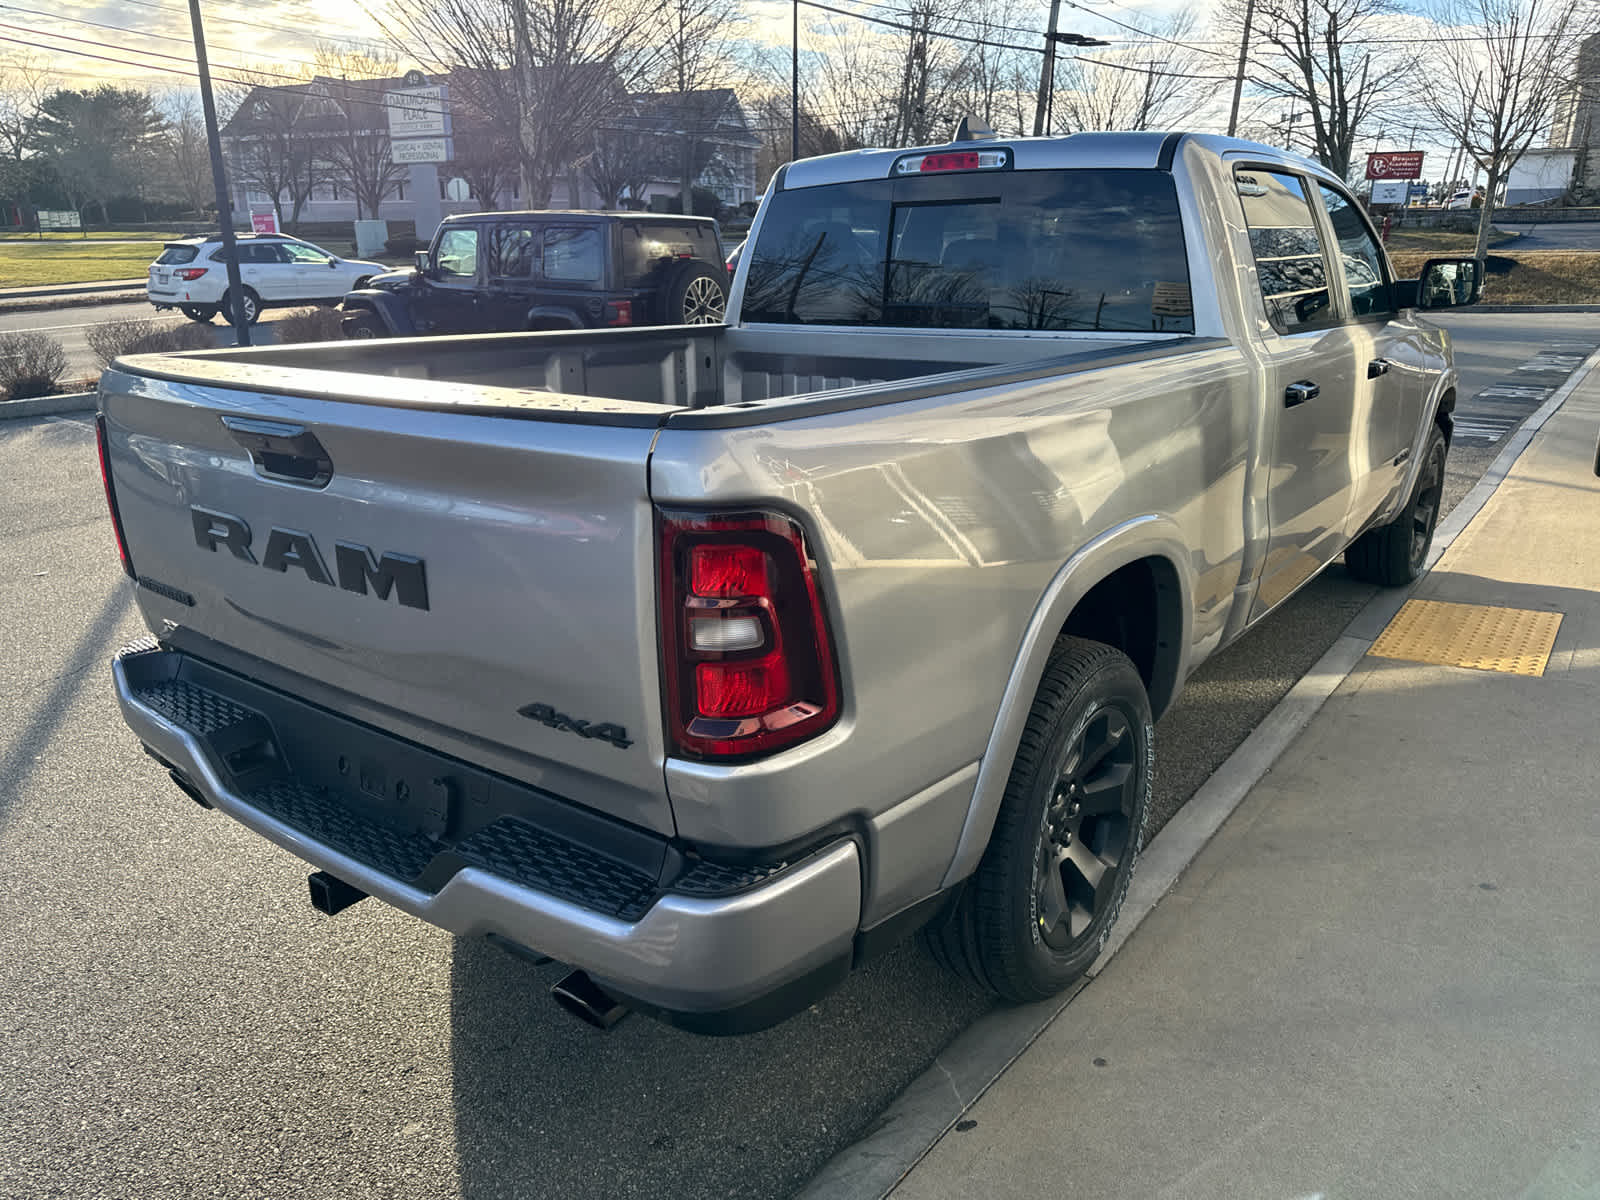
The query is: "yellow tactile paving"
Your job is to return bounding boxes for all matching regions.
[1368,599,1563,676]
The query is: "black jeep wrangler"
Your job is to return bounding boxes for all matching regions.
[342,211,729,338]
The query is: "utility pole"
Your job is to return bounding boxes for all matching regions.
[1032,17,1107,136]
[792,0,800,160]
[186,0,249,346]
[1033,0,1063,137]
[1226,0,1255,137]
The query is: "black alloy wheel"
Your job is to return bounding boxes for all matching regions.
[1033,707,1139,952]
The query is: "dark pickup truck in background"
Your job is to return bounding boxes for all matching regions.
[341,211,730,338]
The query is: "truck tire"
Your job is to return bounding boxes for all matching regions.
[660,261,728,325]
[341,310,386,339]
[1344,424,1448,587]
[923,636,1153,1002]
[220,288,261,326]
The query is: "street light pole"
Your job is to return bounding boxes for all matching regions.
[186,0,249,346]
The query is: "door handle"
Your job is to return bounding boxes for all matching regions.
[1368,358,1391,379]
[1284,380,1320,407]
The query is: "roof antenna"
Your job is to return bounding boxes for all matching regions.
[951,116,998,142]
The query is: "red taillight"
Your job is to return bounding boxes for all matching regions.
[605,299,633,326]
[95,413,135,579]
[175,267,208,281]
[658,509,840,760]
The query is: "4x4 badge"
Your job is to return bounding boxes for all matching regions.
[517,703,633,750]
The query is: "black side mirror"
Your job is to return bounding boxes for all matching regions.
[1409,257,1484,309]
[414,250,431,276]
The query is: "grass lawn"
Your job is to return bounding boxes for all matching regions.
[0,229,191,242]
[1389,249,1600,305]
[0,241,162,287]
[1384,228,1520,253]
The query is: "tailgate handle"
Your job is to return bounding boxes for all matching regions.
[221,416,334,489]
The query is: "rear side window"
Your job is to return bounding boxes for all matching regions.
[156,245,198,265]
[543,227,602,283]
[488,225,540,279]
[742,169,1194,333]
[1235,170,1333,332]
[621,224,720,286]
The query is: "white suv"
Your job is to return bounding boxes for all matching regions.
[147,234,386,325]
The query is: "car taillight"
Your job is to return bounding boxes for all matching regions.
[605,299,633,326]
[95,413,135,579]
[175,267,208,281]
[658,509,840,760]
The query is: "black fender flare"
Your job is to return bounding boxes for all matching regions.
[341,291,416,336]
[524,306,586,330]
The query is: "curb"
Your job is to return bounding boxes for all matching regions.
[796,343,1600,1200]
[0,291,145,316]
[0,391,96,420]
[0,279,145,300]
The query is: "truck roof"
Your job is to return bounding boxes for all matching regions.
[778,131,1340,191]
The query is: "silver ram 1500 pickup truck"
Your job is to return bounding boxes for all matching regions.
[100,132,1482,1033]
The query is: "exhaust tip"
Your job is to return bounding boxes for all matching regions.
[308,870,367,916]
[550,969,629,1030]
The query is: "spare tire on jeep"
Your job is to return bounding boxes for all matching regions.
[659,260,728,325]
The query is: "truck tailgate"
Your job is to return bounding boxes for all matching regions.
[100,370,674,836]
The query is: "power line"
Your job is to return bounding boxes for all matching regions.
[115,0,389,52]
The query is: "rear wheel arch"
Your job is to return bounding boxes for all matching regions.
[938,519,1194,891]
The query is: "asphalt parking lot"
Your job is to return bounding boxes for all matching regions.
[2,312,1593,1199]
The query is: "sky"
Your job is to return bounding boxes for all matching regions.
[2,0,1519,182]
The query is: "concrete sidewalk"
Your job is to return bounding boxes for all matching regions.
[892,376,1600,1198]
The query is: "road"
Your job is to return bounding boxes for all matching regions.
[1,300,295,382]
[0,312,1593,1200]
[1502,220,1600,250]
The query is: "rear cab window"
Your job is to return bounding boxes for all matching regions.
[156,245,199,265]
[1235,170,1335,332]
[621,223,721,287]
[741,169,1194,333]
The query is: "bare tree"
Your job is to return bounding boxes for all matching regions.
[1053,16,1211,132]
[652,0,746,206]
[154,92,212,217]
[1216,0,1415,178]
[219,67,325,229]
[0,50,53,162]
[1422,0,1600,259]
[313,46,407,221]
[944,0,1034,135]
[389,0,658,208]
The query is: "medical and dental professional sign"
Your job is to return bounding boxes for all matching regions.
[385,78,451,163]
[1366,151,1425,180]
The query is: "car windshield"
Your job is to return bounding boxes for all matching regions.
[742,168,1194,333]
[155,245,199,265]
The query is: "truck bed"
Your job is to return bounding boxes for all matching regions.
[111,325,1194,427]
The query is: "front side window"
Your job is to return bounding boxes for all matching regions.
[435,228,479,281]
[543,227,602,283]
[1316,183,1393,318]
[742,169,1194,333]
[281,242,335,265]
[1235,170,1333,332]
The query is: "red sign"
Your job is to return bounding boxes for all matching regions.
[250,211,279,234]
[1366,151,1425,180]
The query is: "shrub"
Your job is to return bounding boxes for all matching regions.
[86,318,217,368]
[386,234,423,255]
[0,331,68,400]
[275,306,345,344]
